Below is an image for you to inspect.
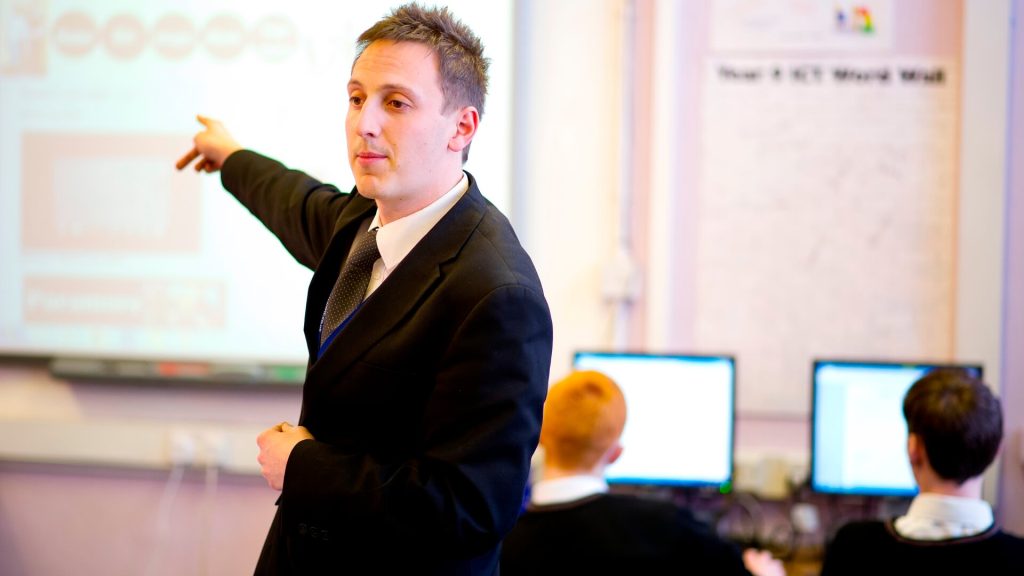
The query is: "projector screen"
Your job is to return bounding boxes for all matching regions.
[0,0,513,365]
[573,351,735,489]
[810,359,984,496]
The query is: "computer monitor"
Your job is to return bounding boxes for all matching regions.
[810,359,984,496]
[572,351,735,489]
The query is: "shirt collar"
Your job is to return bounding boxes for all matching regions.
[530,475,609,506]
[894,493,994,540]
[369,173,469,273]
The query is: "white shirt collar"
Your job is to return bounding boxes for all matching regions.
[371,173,468,271]
[893,493,994,540]
[530,475,609,506]
[364,173,469,293]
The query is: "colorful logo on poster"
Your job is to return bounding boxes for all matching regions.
[835,5,874,34]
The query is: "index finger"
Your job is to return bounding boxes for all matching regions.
[175,147,199,170]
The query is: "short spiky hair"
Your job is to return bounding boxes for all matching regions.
[355,3,489,118]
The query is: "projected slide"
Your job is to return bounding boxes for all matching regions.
[0,0,512,364]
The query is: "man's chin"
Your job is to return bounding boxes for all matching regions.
[353,175,383,198]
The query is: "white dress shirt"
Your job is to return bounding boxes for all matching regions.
[893,493,994,540]
[530,475,610,506]
[359,173,469,298]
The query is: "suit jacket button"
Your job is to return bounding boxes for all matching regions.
[298,523,308,536]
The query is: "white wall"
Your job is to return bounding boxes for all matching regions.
[0,362,301,575]
[514,0,627,380]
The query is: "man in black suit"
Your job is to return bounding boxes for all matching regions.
[501,370,784,576]
[176,4,553,574]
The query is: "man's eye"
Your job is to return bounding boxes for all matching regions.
[388,100,409,110]
[349,96,363,106]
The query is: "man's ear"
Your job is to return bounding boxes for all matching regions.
[907,433,924,467]
[606,442,624,466]
[448,106,479,154]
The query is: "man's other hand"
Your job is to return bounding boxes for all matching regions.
[256,421,314,491]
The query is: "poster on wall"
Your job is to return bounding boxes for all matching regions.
[680,0,962,413]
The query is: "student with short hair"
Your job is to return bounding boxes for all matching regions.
[501,370,783,576]
[820,368,1024,575]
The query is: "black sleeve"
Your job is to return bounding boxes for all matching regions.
[219,149,353,270]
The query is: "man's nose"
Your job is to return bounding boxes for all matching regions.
[353,104,381,139]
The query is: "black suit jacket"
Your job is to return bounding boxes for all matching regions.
[220,151,553,575]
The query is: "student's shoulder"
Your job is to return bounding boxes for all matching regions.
[820,520,892,576]
[995,529,1024,542]
[992,529,1024,554]
[832,519,892,545]
[599,493,680,517]
[836,518,889,534]
[601,495,727,543]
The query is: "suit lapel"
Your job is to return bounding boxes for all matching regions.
[308,177,488,381]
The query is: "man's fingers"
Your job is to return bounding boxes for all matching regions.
[195,158,210,172]
[197,114,215,128]
[175,147,199,170]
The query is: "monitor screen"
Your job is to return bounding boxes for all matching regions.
[572,351,735,489]
[810,359,984,496]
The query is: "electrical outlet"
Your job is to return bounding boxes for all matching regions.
[200,431,230,468]
[601,245,640,303]
[168,429,196,466]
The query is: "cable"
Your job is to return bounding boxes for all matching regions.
[144,463,185,576]
[716,491,765,548]
[198,458,220,576]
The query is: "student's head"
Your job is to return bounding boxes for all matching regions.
[540,370,627,473]
[903,368,1003,485]
[347,3,488,212]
